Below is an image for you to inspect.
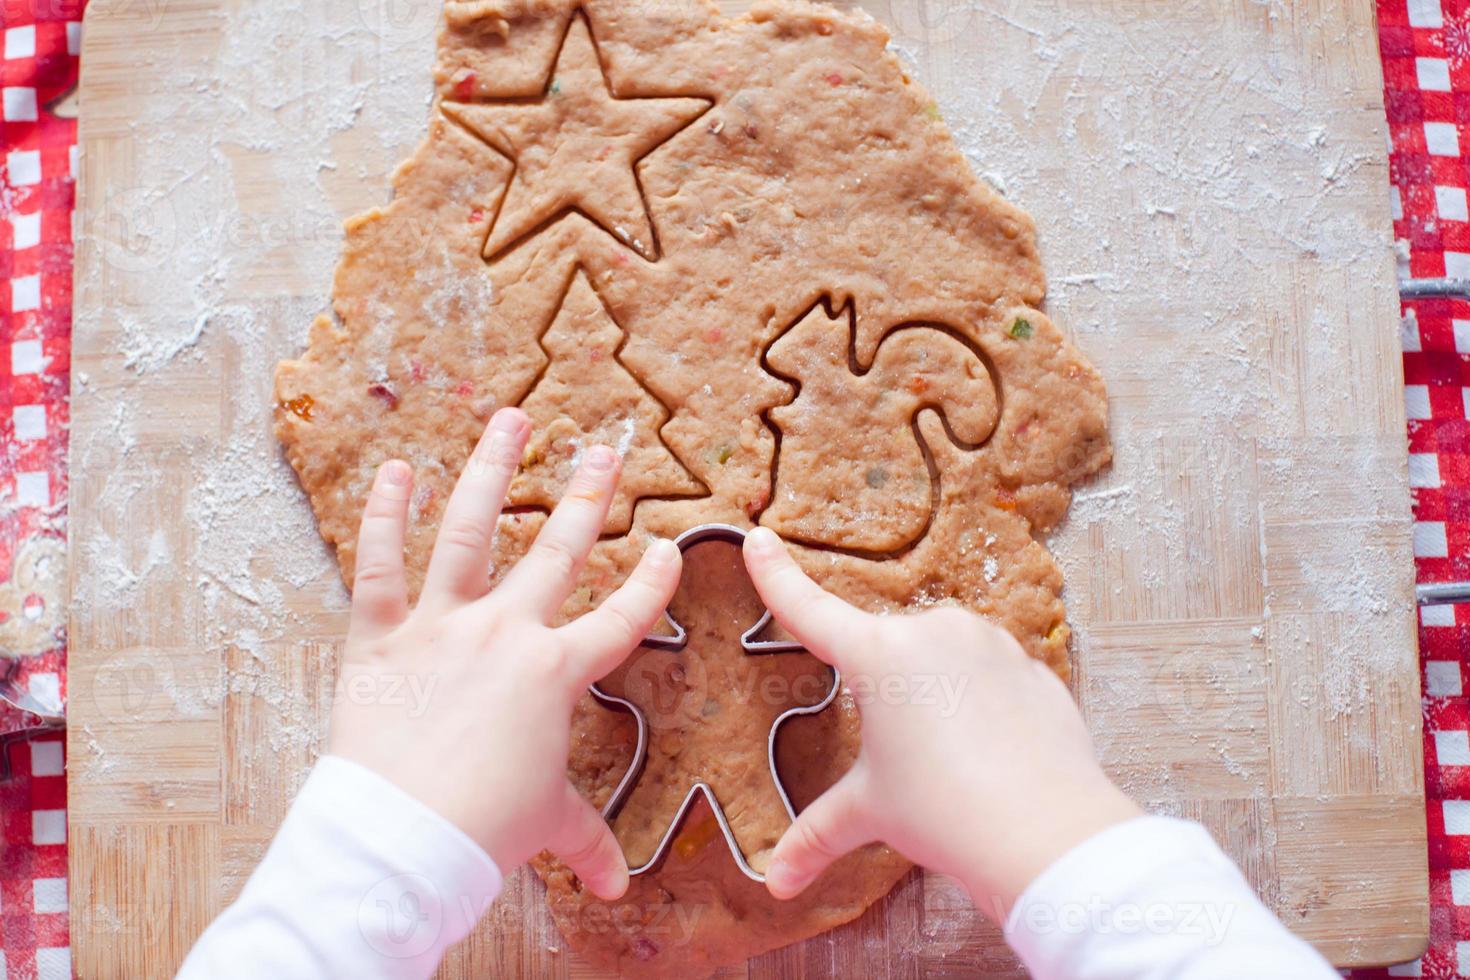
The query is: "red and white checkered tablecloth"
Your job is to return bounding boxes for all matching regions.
[0,1,76,978]
[1380,0,1470,975]
[1,0,1468,977]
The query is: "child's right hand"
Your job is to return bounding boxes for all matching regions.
[742,527,1142,916]
[327,409,682,901]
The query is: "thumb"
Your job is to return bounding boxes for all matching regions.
[743,527,874,673]
[764,772,873,900]
[549,782,630,901]
[559,537,683,688]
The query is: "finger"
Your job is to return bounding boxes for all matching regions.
[764,772,873,900]
[743,527,875,672]
[498,445,621,622]
[347,460,413,644]
[559,538,682,685]
[421,409,530,606]
[549,782,630,901]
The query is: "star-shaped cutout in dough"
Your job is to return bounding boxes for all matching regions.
[442,14,710,262]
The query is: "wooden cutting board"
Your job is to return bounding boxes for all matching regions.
[66,0,1427,975]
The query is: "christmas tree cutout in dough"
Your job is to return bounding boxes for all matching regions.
[761,301,1000,557]
[511,270,705,532]
[442,13,710,262]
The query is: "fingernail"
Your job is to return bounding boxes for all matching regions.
[382,460,411,486]
[599,867,630,900]
[765,857,806,897]
[747,526,781,554]
[491,408,525,434]
[647,538,678,566]
[585,445,618,473]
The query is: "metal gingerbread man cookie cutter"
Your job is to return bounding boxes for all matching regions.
[589,523,841,883]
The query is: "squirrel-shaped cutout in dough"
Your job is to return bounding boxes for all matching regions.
[511,269,707,532]
[593,532,834,874]
[759,299,1001,558]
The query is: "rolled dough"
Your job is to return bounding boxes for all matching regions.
[274,0,1110,973]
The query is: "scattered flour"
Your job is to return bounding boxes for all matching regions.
[69,2,427,791]
[928,1,1414,809]
[67,0,1413,886]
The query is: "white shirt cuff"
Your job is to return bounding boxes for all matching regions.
[178,755,502,979]
[1003,815,1337,980]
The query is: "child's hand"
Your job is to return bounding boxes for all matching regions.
[326,408,682,901]
[742,527,1141,915]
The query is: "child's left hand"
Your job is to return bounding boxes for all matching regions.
[326,408,682,900]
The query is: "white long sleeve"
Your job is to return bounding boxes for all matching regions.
[1004,815,1337,979]
[181,763,1331,979]
[178,755,502,980]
